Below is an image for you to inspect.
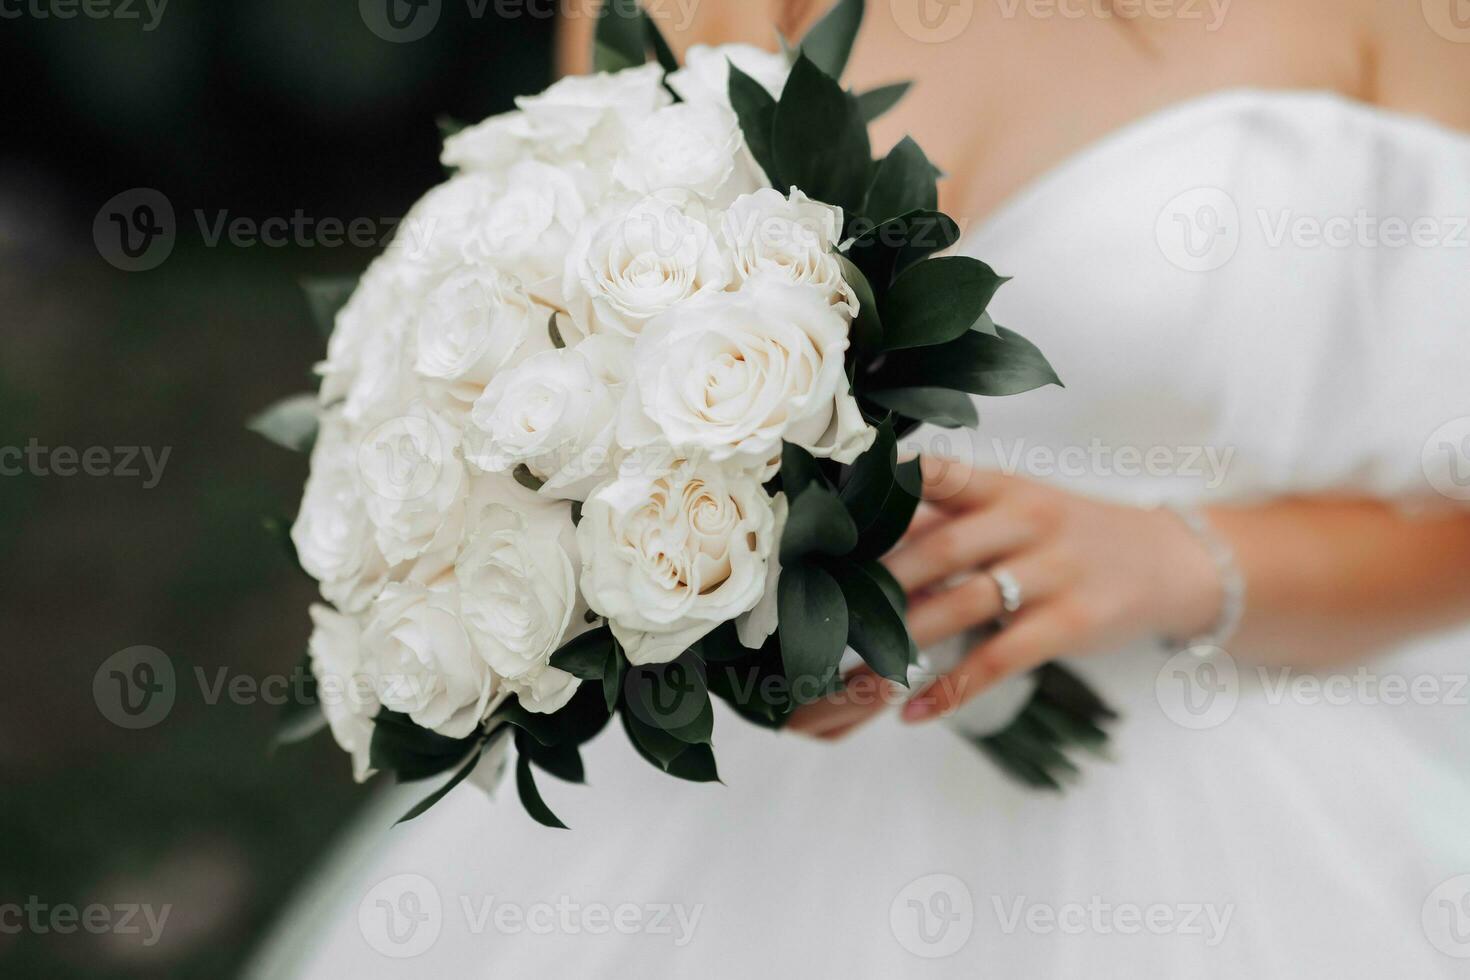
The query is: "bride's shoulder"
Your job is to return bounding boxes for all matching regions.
[1367,0,1470,135]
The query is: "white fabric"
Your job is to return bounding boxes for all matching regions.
[251,90,1470,979]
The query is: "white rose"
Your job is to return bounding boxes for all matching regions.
[415,266,543,403]
[466,339,622,499]
[619,279,876,468]
[391,172,502,287]
[455,490,578,683]
[577,455,780,665]
[502,665,582,715]
[357,400,467,565]
[291,415,391,613]
[362,578,496,739]
[443,65,668,173]
[317,258,421,426]
[564,192,732,339]
[613,102,761,205]
[668,43,791,108]
[723,188,858,316]
[307,604,377,782]
[440,113,530,175]
[461,160,589,302]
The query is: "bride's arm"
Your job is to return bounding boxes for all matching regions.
[1208,499,1470,665]
[790,458,1470,736]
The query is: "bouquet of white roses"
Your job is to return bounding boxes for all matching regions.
[255,0,1114,826]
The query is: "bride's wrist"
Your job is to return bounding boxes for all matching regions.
[1149,505,1235,646]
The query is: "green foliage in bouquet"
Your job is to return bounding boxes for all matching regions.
[261,0,1116,828]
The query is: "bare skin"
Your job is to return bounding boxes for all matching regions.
[559,2,1470,736]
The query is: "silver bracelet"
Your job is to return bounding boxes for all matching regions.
[1157,503,1246,655]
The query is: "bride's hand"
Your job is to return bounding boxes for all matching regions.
[787,456,1222,739]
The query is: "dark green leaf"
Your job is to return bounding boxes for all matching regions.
[838,419,900,534]
[694,621,749,663]
[522,736,586,784]
[644,12,680,74]
[779,441,825,498]
[1035,662,1118,722]
[845,209,961,286]
[662,741,720,782]
[848,455,921,562]
[866,387,979,428]
[300,276,357,341]
[396,745,482,824]
[620,705,688,768]
[772,54,872,214]
[436,115,468,140]
[880,256,1006,351]
[625,655,712,744]
[835,254,881,354]
[798,0,864,79]
[513,464,546,492]
[781,485,859,563]
[856,81,912,122]
[495,682,612,747]
[548,626,615,680]
[548,311,566,349]
[858,559,908,615]
[863,136,941,224]
[515,750,568,828]
[262,515,307,579]
[777,563,849,702]
[873,324,1063,396]
[602,640,625,712]
[830,563,912,683]
[247,393,318,453]
[273,653,325,747]
[369,710,481,782]
[728,62,780,183]
[593,0,646,73]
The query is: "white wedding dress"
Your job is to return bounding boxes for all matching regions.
[251,90,1470,979]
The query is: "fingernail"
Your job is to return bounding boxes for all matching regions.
[902,691,939,723]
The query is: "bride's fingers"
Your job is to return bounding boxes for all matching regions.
[785,666,894,737]
[894,503,947,547]
[918,455,1009,511]
[904,552,1069,648]
[901,601,1084,722]
[882,503,1037,594]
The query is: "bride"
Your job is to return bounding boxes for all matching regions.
[252,1,1470,975]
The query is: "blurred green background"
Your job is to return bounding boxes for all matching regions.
[0,4,555,976]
